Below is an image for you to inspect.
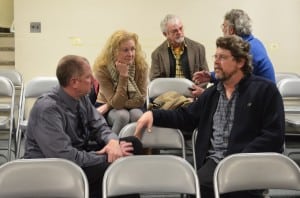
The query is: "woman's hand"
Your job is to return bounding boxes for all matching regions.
[115,60,129,77]
[97,103,109,115]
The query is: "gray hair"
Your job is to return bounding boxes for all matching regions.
[224,9,252,36]
[160,14,181,33]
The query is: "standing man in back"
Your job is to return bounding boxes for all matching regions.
[193,9,276,85]
[151,14,209,97]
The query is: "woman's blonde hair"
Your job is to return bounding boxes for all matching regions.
[93,30,148,72]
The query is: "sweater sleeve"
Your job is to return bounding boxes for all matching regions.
[27,103,108,167]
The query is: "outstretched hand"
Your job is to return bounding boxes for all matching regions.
[134,111,154,139]
[192,71,211,85]
[190,84,205,98]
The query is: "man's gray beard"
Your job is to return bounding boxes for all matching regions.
[175,37,184,44]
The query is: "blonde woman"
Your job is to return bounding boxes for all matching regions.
[93,30,148,134]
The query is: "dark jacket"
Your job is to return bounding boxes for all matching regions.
[152,75,285,168]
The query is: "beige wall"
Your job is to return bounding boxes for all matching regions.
[14,0,300,82]
[0,0,13,28]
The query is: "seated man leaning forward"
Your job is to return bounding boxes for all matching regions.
[135,35,284,198]
[23,55,142,198]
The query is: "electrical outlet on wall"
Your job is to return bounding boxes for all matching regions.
[30,22,41,33]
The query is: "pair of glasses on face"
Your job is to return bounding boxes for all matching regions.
[212,54,234,62]
[169,26,184,35]
[220,23,226,29]
[220,23,234,30]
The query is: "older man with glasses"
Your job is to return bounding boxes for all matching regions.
[150,14,209,98]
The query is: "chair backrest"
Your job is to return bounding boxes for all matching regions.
[0,158,89,198]
[16,76,58,158]
[277,78,300,114]
[277,78,300,98]
[0,69,23,87]
[0,76,15,110]
[213,153,300,198]
[18,76,58,122]
[275,72,300,84]
[119,122,186,159]
[102,155,200,198]
[0,76,15,161]
[147,78,194,108]
[0,70,24,161]
[24,76,58,98]
[0,69,23,120]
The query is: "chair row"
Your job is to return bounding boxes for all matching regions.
[2,69,299,160]
[119,122,300,197]
[0,69,58,161]
[0,152,299,197]
[1,68,195,161]
[275,73,300,159]
[105,152,300,198]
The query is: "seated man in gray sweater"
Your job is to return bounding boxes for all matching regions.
[24,55,142,198]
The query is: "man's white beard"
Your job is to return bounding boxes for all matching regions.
[175,36,184,44]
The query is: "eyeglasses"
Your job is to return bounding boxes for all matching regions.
[212,54,234,61]
[169,26,184,35]
[220,23,233,30]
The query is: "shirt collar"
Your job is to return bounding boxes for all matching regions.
[216,78,244,94]
[57,86,80,112]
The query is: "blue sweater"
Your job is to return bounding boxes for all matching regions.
[242,34,276,82]
[212,34,276,83]
[152,75,284,168]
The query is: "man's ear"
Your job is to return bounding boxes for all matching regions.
[163,32,167,37]
[70,77,78,88]
[237,58,246,69]
[229,26,235,35]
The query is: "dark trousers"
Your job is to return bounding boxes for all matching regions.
[193,158,264,198]
[82,136,142,198]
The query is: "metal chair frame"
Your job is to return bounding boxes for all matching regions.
[0,76,15,161]
[16,76,58,158]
